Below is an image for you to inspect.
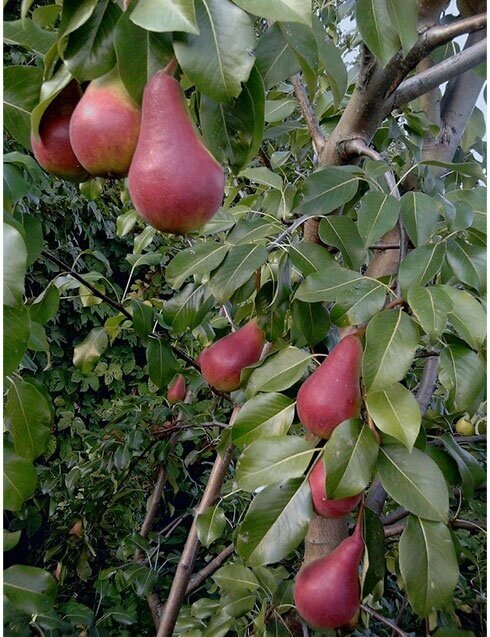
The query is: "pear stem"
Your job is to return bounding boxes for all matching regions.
[162,56,179,77]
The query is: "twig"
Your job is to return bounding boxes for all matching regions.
[385,518,487,537]
[393,38,487,108]
[361,603,408,637]
[268,214,312,251]
[259,147,273,171]
[381,508,409,525]
[290,73,325,155]
[340,139,401,199]
[185,544,235,596]
[416,355,439,413]
[369,243,400,250]
[156,409,239,637]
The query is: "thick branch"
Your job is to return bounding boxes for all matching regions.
[416,355,439,413]
[156,411,238,637]
[393,38,487,108]
[290,73,325,155]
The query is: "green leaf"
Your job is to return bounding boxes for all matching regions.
[237,436,314,492]
[200,65,265,173]
[357,191,400,247]
[30,65,73,140]
[294,167,360,217]
[378,445,449,522]
[58,0,98,39]
[366,383,421,451]
[227,218,280,246]
[288,241,336,276]
[399,516,459,616]
[362,508,386,597]
[240,167,283,191]
[280,21,318,96]
[162,284,215,333]
[174,0,256,102]
[212,564,260,593]
[362,310,419,392]
[445,239,486,295]
[146,338,178,389]
[4,222,27,307]
[4,529,22,552]
[166,242,229,289]
[291,300,330,346]
[63,0,121,81]
[208,243,268,303]
[407,285,452,339]
[356,0,400,66]
[233,0,311,25]
[130,0,198,33]
[236,478,312,566]
[114,8,173,104]
[5,379,52,461]
[4,565,57,615]
[439,434,486,499]
[73,327,108,374]
[19,214,44,267]
[255,22,300,89]
[4,65,43,149]
[131,300,154,339]
[246,346,310,395]
[399,243,445,293]
[196,506,227,548]
[265,98,296,123]
[124,564,158,597]
[441,285,486,351]
[3,442,37,511]
[439,343,485,413]
[116,209,139,237]
[29,284,60,325]
[313,16,347,109]
[400,192,440,247]
[386,0,418,55]
[323,419,379,498]
[318,216,365,270]
[4,305,30,377]
[4,18,57,57]
[232,393,295,448]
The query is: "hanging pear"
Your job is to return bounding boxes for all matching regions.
[198,320,265,392]
[30,82,88,182]
[69,67,141,177]
[294,508,365,629]
[167,374,186,404]
[127,71,225,234]
[308,457,362,518]
[297,335,362,439]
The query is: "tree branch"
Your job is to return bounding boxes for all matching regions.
[361,604,408,637]
[416,354,439,413]
[156,409,238,637]
[185,544,235,596]
[290,73,325,155]
[393,38,487,108]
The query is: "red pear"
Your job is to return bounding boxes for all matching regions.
[69,67,141,177]
[127,71,225,234]
[198,320,265,392]
[294,509,364,630]
[167,374,186,404]
[308,458,362,518]
[297,335,362,439]
[30,82,88,182]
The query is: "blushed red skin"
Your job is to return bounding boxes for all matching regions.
[199,320,265,392]
[167,374,186,404]
[69,70,141,177]
[30,82,88,182]
[294,514,364,629]
[308,458,362,518]
[297,335,363,439]
[128,71,225,234]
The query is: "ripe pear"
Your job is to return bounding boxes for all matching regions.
[198,320,265,392]
[127,71,225,234]
[69,67,141,177]
[309,458,362,518]
[30,82,88,182]
[167,374,186,404]
[294,509,364,630]
[297,335,362,439]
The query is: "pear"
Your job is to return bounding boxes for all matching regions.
[167,374,186,404]
[297,335,362,439]
[294,508,364,629]
[127,71,225,234]
[30,82,88,182]
[198,320,265,392]
[308,458,362,518]
[69,67,141,178]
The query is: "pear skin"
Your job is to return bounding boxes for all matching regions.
[297,335,362,439]
[127,71,225,234]
[69,67,141,177]
[198,320,265,392]
[294,509,364,629]
[308,458,362,518]
[167,374,186,404]
[30,82,88,182]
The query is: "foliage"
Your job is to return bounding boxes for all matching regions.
[3,1,486,636]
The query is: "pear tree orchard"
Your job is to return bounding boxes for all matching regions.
[3,1,487,635]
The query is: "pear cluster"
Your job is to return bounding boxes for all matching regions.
[31,68,225,234]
